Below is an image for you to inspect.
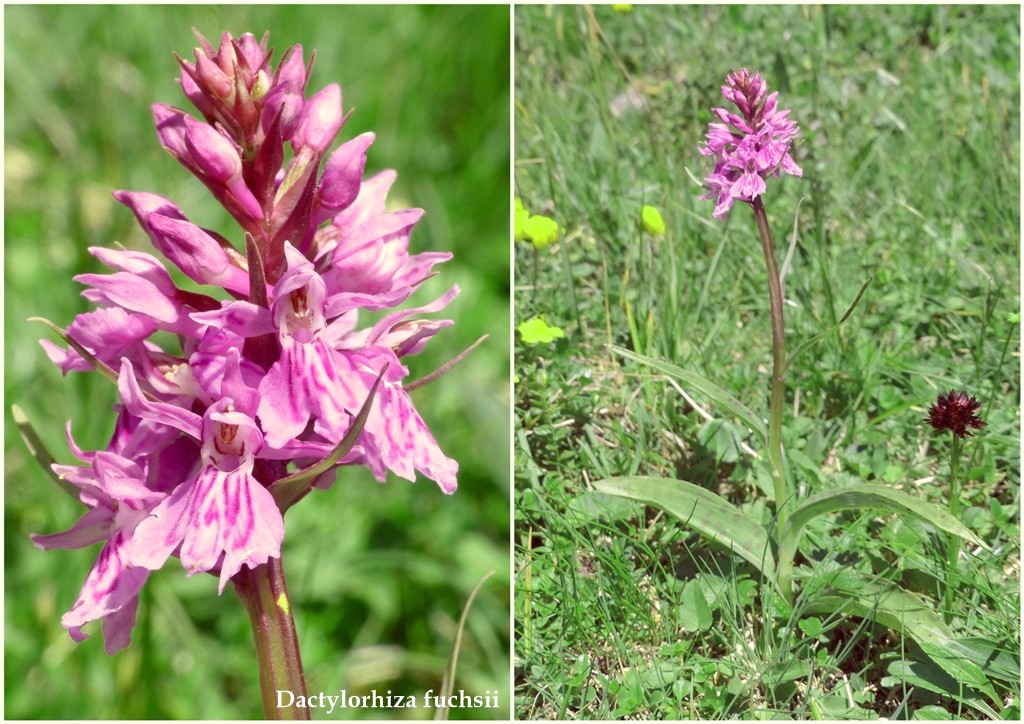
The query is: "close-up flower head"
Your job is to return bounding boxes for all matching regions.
[32,25,460,655]
[926,388,987,439]
[7,7,509,719]
[699,68,803,220]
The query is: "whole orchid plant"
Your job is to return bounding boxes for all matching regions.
[593,69,997,687]
[19,29,467,718]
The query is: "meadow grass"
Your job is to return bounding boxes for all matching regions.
[515,5,1019,719]
[5,5,510,719]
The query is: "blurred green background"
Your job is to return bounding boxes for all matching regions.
[6,5,509,720]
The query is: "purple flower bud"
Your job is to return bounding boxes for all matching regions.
[313,132,375,224]
[291,84,343,154]
[195,52,233,100]
[178,64,215,120]
[213,31,235,75]
[152,104,189,160]
[235,32,267,76]
[113,190,249,294]
[182,116,263,220]
[275,45,307,91]
[262,88,304,141]
[183,115,240,182]
[147,215,246,290]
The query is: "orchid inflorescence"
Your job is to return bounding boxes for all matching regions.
[699,68,802,220]
[926,389,987,439]
[30,29,460,655]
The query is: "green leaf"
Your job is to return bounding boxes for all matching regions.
[592,476,779,589]
[763,658,812,689]
[678,579,713,632]
[697,419,745,464]
[946,637,1020,684]
[884,658,1000,719]
[918,641,1000,705]
[797,616,824,639]
[912,704,956,720]
[805,568,953,642]
[809,693,875,720]
[778,483,990,601]
[803,569,999,715]
[518,317,565,345]
[611,346,768,450]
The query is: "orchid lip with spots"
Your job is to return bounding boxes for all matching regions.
[26,27,463,680]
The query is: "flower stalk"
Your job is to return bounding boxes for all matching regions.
[751,197,791,525]
[234,558,309,720]
[942,433,963,623]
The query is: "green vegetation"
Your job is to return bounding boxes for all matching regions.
[515,5,1019,719]
[6,5,509,719]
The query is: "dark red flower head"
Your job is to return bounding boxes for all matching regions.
[926,389,986,439]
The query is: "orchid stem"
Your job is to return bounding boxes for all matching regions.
[234,557,310,720]
[751,197,791,528]
[943,433,963,624]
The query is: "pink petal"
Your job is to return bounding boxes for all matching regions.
[369,383,458,494]
[117,360,203,439]
[130,476,196,571]
[61,530,150,652]
[31,507,113,551]
[365,284,459,347]
[174,465,284,593]
[82,286,173,323]
[190,301,273,336]
[99,596,140,655]
[257,341,312,448]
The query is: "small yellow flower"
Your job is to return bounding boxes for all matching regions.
[518,317,565,345]
[523,214,559,250]
[641,204,666,236]
[612,4,634,13]
[514,198,531,241]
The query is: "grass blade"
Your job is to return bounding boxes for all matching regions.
[784,277,872,374]
[435,570,495,720]
[610,346,768,450]
[592,476,779,589]
[778,483,991,602]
